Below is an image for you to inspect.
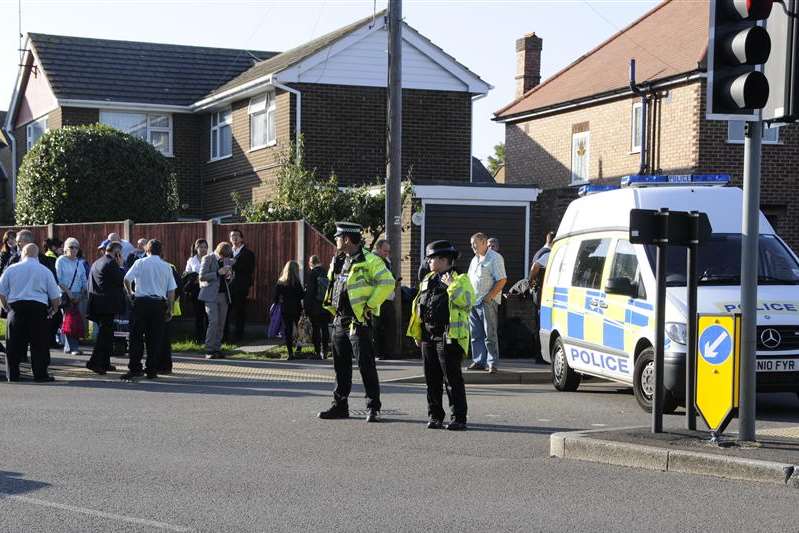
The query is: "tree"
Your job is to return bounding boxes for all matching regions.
[16,124,179,224]
[234,139,411,248]
[486,142,505,176]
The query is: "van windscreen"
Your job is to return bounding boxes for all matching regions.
[644,234,799,286]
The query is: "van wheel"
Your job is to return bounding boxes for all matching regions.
[633,347,677,414]
[551,337,581,392]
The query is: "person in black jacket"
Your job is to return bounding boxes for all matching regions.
[304,255,331,359]
[86,242,126,374]
[226,228,255,343]
[0,230,18,276]
[274,260,304,359]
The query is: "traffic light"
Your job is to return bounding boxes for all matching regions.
[763,0,799,122]
[707,0,774,120]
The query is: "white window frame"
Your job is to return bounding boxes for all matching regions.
[209,108,233,162]
[26,116,48,150]
[248,91,277,151]
[99,110,173,156]
[727,121,780,145]
[571,130,590,185]
[631,102,643,153]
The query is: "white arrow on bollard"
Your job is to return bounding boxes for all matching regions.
[704,331,729,360]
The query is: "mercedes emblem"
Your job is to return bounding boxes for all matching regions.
[760,328,782,349]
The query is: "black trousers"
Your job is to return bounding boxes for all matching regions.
[225,288,249,341]
[332,320,381,410]
[310,310,331,356]
[421,340,468,423]
[88,314,115,370]
[373,300,395,358]
[158,319,173,372]
[128,298,166,373]
[6,301,50,380]
[191,295,208,344]
[282,314,299,355]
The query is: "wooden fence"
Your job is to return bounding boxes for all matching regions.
[0,220,336,323]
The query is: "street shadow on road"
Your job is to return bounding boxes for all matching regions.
[380,418,574,435]
[46,378,433,400]
[0,471,50,496]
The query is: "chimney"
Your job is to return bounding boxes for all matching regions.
[515,32,543,98]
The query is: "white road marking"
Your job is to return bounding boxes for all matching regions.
[0,494,192,532]
[591,424,607,427]
[538,418,552,422]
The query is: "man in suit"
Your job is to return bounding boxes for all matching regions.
[200,242,234,359]
[225,228,255,343]
[86,242,126,374]
[373,239,397,359]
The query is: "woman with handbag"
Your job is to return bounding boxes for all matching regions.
[184,238,209,344]
[273,261,304,360]
[56,238,87,355]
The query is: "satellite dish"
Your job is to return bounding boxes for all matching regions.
[411,211,424,226]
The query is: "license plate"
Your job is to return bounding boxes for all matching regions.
[756,358,799,372]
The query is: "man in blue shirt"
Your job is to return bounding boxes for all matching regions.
[467,232,507,374]
[0,244,62,382]
[121,240,177,381]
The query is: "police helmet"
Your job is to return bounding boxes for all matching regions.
[425,240,459,261]
[334,221,362,237]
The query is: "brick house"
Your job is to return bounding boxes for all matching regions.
[494,0,799,253]
[0,111,10,201]
[4,12,546,287]
[3,12,492,222]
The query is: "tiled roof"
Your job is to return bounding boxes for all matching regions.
[495,0,708,120]
[206,10,385,98]
[28,33,279,106]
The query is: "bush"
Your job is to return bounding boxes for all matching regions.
[16,124,179,224]
[234,139,411,248]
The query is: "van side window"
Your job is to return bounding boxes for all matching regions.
[571,239,610,289]
[610,239,646,299]
[544,245,565,287]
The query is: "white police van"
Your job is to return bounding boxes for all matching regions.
[539,175,799,412]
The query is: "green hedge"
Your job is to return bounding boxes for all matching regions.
[16,124,179,224]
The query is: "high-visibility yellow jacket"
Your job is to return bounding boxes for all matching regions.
[323,248,395,324]
[407,270,474,353]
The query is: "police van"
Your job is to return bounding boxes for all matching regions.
[539,175,799,412]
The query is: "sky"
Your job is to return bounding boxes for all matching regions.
[0,0,661,163]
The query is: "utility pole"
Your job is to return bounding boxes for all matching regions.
[386,0,403,357]
[738,120,762,443]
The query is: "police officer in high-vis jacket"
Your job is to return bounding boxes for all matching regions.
[318,222,395,423]
[407,240,474,431]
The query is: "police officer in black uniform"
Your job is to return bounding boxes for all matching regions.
[318,222,395,423]
[411,241,472,431]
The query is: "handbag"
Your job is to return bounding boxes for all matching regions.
[61,306,85,338]
[60,264,80,310]
[267,303,285,338]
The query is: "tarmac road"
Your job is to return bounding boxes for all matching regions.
[2,365,798,532]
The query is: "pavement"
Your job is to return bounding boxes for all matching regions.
[45,351,551,386]
[551,423,799,488]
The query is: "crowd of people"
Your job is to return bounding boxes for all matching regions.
[0,221,529,432]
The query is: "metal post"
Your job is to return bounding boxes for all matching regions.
[739,120,762,443]
[653,238,666,433]
[386,0,403,357]
[685,229,698,430]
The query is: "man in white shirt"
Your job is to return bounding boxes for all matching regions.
[121,239,177,380]
[0,244,62,382]
[467,232,507,374]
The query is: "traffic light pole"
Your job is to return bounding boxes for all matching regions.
[738,120,762,443]
[685,233,698,431]
[386,0,403,357]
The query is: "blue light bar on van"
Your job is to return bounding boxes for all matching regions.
[578,184,620,197]
[621,174,730,188]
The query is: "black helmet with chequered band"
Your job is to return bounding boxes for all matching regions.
[425,240,459,261]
